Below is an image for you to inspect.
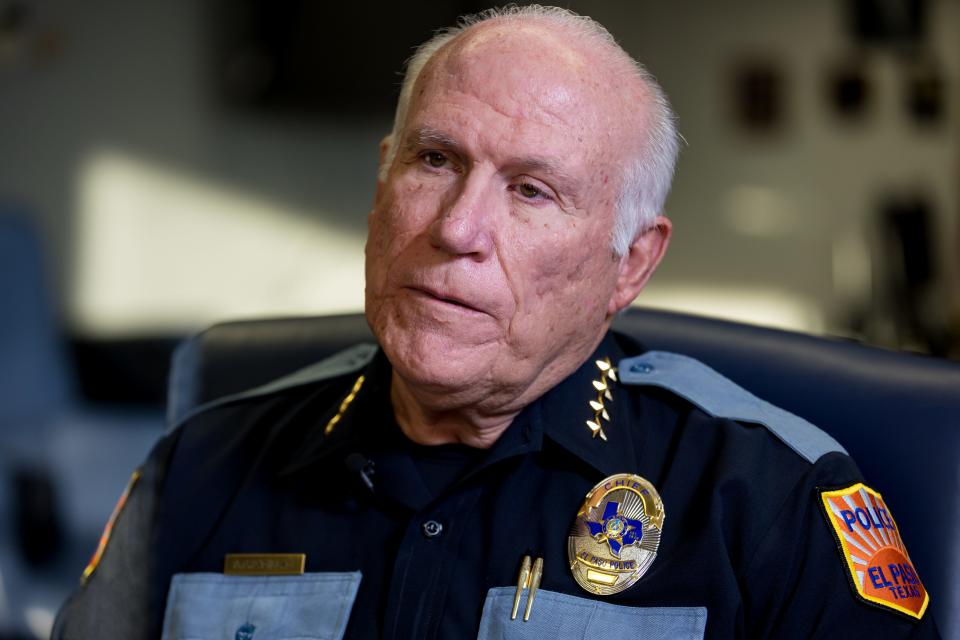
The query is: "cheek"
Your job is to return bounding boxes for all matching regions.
[525,234,601,295]
[369,182,432,250]
[517,225,616,322]
[380,178,443,237]
[366,181,442,293]
[366,211,405,297]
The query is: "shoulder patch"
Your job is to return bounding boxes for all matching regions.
[618,351,845,464]
[819,483,929,620]
[169,343,378,431]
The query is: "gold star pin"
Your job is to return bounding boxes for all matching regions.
[585,357,616,441]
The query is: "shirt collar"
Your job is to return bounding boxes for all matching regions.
[282,331,644,481]
[279,349,392,477]
[536,330,644,478]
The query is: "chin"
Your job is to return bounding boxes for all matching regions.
[378,320,497,391]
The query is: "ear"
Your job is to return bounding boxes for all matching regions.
[378,135,392,170]
[374,135,393,205]
[607,215,672,315]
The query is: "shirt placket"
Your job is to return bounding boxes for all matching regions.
[382,485,484,640]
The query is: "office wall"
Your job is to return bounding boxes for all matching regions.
[0,0,956,338]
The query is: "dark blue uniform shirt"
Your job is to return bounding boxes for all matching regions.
[54,332,939,638]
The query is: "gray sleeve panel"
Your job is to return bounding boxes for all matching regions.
[51,436,175,640]
[168,343,379,432]
[618,350,846,465]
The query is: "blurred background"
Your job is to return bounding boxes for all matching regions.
[0,0,957,637]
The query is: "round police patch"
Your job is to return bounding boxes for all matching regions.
[567,473,664,595]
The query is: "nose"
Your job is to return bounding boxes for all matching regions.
[428,171,495,259]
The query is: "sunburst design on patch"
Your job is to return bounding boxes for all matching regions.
[586,357,616,440]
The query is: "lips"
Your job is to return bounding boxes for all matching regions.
[408,285,489,316]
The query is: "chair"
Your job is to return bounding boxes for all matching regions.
[167,308,960,636]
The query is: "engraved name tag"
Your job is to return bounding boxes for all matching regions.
[223,553,306,576]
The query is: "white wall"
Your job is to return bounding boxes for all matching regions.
[0,0,385,334]
[0,0,955,336]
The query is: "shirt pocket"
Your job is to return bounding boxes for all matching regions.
[161,571,361,640]
[477,587,706,640]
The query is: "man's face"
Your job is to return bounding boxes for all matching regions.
[365,25,649,411]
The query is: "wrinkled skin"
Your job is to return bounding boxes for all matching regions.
[365,20,671,447]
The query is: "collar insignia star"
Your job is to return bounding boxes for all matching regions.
[586,357,616,440]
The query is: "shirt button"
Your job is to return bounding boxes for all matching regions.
[422,520,443,538]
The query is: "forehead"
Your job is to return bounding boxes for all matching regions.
[405,22,636,170]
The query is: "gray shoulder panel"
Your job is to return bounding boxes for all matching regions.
[618,350,846,464]
[249,343,378,397]
[170,343,378,432]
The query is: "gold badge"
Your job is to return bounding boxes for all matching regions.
[568,473,664,595]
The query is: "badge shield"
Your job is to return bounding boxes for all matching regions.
[568,473,664,595]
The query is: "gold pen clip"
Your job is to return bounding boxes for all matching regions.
[511,556,531,620]
[524,557,543,621]
[511,555,544,622]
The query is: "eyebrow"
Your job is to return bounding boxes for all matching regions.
[404,126,582,194]
[405,126,461,152]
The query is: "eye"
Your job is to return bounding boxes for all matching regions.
[513,182,553,202]
[421,151,449,169]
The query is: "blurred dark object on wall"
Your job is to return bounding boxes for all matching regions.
[874,192,951,355]
[0,1,66,69]
[731,58,787,135]
[208,0,496,118]
[0,2,29,37]
[847,0,927,48]
[827,57,872,121]
[904,54,944,127]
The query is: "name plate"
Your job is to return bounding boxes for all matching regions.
[224,553,306,576]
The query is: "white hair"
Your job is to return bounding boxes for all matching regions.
[380,5,680,256]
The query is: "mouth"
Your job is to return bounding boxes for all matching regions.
[408,286,489,316]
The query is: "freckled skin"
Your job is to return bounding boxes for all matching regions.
[364,20,670,447]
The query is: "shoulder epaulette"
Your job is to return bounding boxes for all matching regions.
[618,350,846,464]
[169,343,378,431]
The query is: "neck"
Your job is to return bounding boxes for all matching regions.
[390,372,520,449]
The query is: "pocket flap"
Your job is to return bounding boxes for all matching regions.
[477,587,706,639]
[161,571,361,640]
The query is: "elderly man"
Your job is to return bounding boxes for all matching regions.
[56,6,937,639]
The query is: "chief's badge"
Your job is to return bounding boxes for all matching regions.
[568,473,664,595]
[820,483,929,620]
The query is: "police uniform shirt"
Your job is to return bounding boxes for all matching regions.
[54,331,940,639]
